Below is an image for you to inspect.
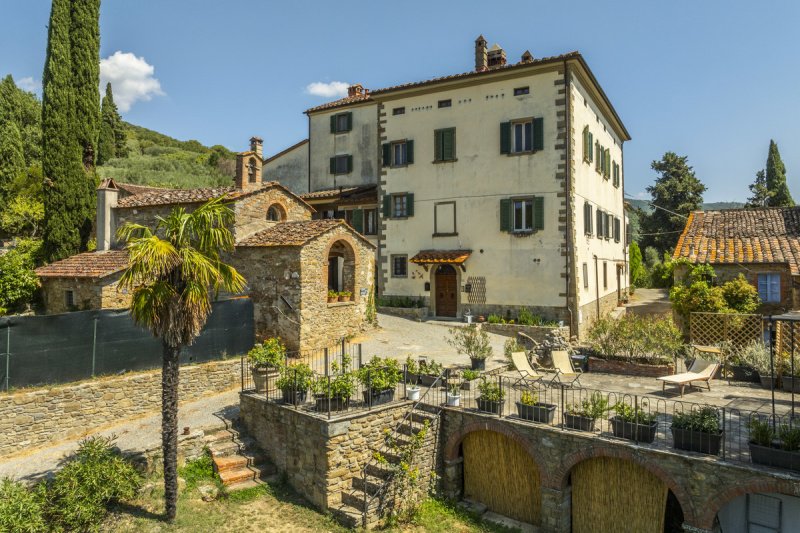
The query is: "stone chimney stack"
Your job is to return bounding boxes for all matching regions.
[235,137,263,191]
[96,179,119,251]
[475,35,488,72]
[521,50,534,63]
[347,84,364,97]
[487,44,507,69]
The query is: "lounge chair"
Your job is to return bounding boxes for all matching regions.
[511,352,557,389]
[550,350,583,388]
[657,358,720,397]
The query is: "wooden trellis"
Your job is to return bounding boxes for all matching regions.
[690,312,762,349]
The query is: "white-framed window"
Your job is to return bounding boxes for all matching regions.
[364,209,377,235]
[393,195,408,218]
[512,120,533,153]
[513,198,534,231]
[758,273,781,303]
[583,202,593,235]
[393,141,408,166]
[391,255,408,278]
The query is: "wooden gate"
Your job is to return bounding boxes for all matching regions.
[571,457,667,533]
[462,431,540,525]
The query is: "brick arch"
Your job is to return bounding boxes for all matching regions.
[696,477,800,530]
[322,233,360,302]
[554,446,696,525]
[443,419,548,478]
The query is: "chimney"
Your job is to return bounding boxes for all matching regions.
[347,84,364,97]
[487,43,507,69]
[475,35,488,72]
[235,137,263,191]
[96,179,119,251]
[521,50,534,63]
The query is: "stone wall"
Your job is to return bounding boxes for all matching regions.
[577,288,623,338]
[40,273,130,314]
[376,306,429,320]
[587,356,675,377]
[0,358,241,457]
[232,186,312,242]
[481,323,570,341]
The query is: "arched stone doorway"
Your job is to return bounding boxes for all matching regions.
[461,430,541,525]
[434,264,458,317]
[327,239,356,297]
[569,457,683,533]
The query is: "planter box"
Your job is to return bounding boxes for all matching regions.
[749,442,800,472]
[671,427,723,456]
[476,398,503,415]
[460,379,478,392]
[610,416,658,443]
[726,365,760,383]
[362,388,396,406]
[471,358,486,371]
[281,388,308,406]
[760,376,779,390]
[314,394,350,412]
[418,374,440,387]
[782,376,800,393]
[564,413,596,432]
[516,402,555,424]
[588,357,674,378]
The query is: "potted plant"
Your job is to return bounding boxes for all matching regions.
[356,356,402,406]
[671,406,724,455]
[564,392,611,432]
[735,340,776,389]
[405,356,420,385]
[723,342,760,383]
[446,382,461,407]
[610,402,659,443]
[417,359,445,387]
[327,290,338,303]
[276,362,313,405]
[460,369,480,391]
[447,325,493,371]
[247,338,286,393]
[749,417,800,472]
[312,356,354,412]
[476,377,505,415]
[338,291,352,303]
[516,390,556,424]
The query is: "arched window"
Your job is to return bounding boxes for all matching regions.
[266,203,286,222]
[327,239,356,297]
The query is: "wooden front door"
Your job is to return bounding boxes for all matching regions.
[435,265,458,317]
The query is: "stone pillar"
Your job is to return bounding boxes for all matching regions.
[441,457,463,500]
[540,486,571,532]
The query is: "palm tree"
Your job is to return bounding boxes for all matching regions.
[117,195,245,521]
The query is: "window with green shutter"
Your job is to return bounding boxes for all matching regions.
[583,126,590,162]
[382,195,391,217]
[382,143,391,167]
[613,217,621,242]
[389,140,412,166]
[584,202,593,235]
[331,112,352,133]
[595,143,602,172]
[499,199,511,231]
[533,196,544,230]
[500,122,511,154]
[351,208,364,233]
[331,155,351,175]
[532,118,544,151]
[407,140,414,164]
[596,209,604,239]
[503,196,543,232]
[604,149,611,179]
[588,132,594,163]
[434,128,456,162]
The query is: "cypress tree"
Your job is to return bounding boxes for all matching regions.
[70,0,101,172]
[0,120,26,203]
[41,0,90,261]
[765,140,794,207]
[97,83,117,165]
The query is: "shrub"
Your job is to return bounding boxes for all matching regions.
[520,390,537,405]
[613,402,658,425]
[356,356,402,391]
[503,338,525,364]
[565,392,612,420]
[672,407,721,434]
[477,377,505,402]
[517,308,535,326]
[276,362,314,391]
[749,417,773,446]
[0,238,41,314]
[0,478,47,533]
[721,274,761,313]
[587,314,683,364]
[732,340,771,375]
[247,337,286,369]
[461,369,479,381]
[486,314,503,324]
[377,296,425,308]
[670,281,728,320]
[629,242,648,288]
[46,436,141,531]
[779,424,800,452]
[446,325,493,361]
[418,359,444,376]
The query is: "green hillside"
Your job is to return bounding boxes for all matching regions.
[97,122,236,189]
[626,199,744,213]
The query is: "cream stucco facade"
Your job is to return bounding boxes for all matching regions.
[263,139,309,194]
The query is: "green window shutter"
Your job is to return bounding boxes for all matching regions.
[533,196,544,230]
[406,193,414,216]
[443,128,455,161]
[434,130,442,161]
[406,140,414,164]
[382,195,391,217]
[595,144,601,170]
[347,155,353,173]
[352,208,364,233]
[596,210,603,239]
[532,118,544,151]
[329,157,336,174]
[604,150,611,177]
[500,122,511,154]
[588,132,594,162]
[583,127,589,160]
[345,112,353,131]
[330,115,336,133]
[500,199,511,231]
[382,143,391,167]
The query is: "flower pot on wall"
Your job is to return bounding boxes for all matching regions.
[476,397,502,415]
[671,427,723,456]
[610,417,658,443]
[407,387,421,401]
[470,358,486,371]
[252,367,278,394]
[564,413,596,432]
[749,443,800,471]
[281,388,308,406]
[516,402,556,424]
[362,388,395,406]
[446,393,460,407]
[314,394,350,412]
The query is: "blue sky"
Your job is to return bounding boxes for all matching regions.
[1,1,798,202]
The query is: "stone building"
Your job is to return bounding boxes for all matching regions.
[264,36,630,338]
[36,137,376,350]
[673,206,800,314]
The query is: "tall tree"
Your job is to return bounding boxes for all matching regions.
[117,196,245,522]
[765,140,793,207]
[70,0,100,172]
[97,83,117,165]
[0,75,42,167]
[746,169,772,207]
[41,0,98,261]
[640,152,706,255]
[0,120,26,204]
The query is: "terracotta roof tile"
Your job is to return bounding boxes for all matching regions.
[673,207,800,275]
[410,250,472,264]
[35,251,129,278]
[305,93,373,114]
[301,185,377,204]
[236,220,343,247]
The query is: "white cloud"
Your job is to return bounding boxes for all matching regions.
[99,51,164,112]
[305,81,349,98]
[17,76,40,94]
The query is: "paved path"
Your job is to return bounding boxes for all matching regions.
[359,313,510,370]
[0,389,240,483]
[626,288,672,316]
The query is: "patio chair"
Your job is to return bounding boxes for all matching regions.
[510,352,557,389]
[550,350,583,388]
[657,358,721,397]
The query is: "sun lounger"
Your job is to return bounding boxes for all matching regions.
[657,358,720,397]
[511,352,556,388]
[550,350,583,388]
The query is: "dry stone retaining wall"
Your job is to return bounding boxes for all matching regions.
[0,358,241,457]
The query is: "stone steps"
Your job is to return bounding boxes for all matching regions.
[218,463,277,486]
[207,423,274,490]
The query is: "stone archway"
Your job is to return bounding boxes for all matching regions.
[326,239,356,298]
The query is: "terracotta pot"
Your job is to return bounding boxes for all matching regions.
[338,295,351,302]
[327,296,337,303]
